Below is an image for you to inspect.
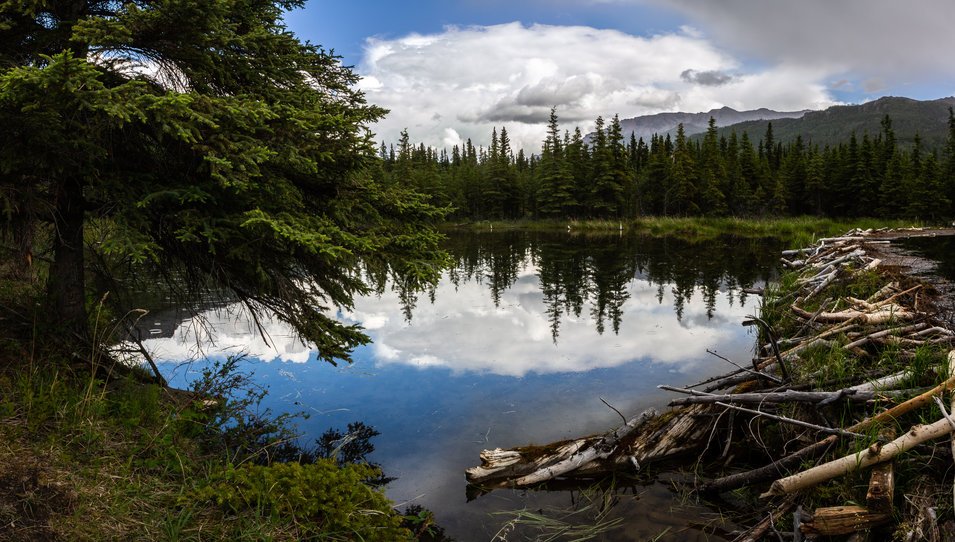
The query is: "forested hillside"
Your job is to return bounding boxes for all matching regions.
[714,96,955,149]
[378,108,955,222]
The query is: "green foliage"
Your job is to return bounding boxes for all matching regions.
[381,105,955,224]
[190,461,412,541]
[0,352,430,540]
[1,0,448,356]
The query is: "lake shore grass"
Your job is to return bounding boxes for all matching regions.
[0,327,433,541]
[445,216,922,245]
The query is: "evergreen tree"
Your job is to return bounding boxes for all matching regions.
[945,108,955,215]
[669,124,699,215]
[698,117,728,216]
[0,4,448,354]
[738,132,760,213]
[536,107,575,217]
[566,127,591,216]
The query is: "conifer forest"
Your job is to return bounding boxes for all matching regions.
[378,108,955,222]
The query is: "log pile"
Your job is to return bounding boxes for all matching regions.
[467,228,955,539]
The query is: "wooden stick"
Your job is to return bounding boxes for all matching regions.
[791,304,915,324]
[714,402,866,439]
[843,322,930,350]
[708,351,784,384]
[734,495,798,542]
[666,388,900,407]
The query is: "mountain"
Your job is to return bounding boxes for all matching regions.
[586,106,808,144]
[712,96,955,149]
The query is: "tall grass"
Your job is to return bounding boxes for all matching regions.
[449,216,922,244]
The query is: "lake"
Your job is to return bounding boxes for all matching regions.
[148,230,783,541]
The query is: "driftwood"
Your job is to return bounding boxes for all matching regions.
[665,387,900,407]
[866,461,895,514]
[511,408,656,486]
[763,416,955,497]
[800,506,892,536]
[708,369,955,494]
[791,303,916,325]
[466,408,657,487]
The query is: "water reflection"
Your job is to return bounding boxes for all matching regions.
[147,231,781,541]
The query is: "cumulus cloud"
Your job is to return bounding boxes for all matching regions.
[358,22,835,151]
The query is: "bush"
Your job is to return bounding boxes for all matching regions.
[191,460,412,541]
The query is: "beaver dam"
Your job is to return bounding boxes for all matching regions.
[467,228,955,541]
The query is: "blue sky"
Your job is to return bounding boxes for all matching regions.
[284,1,684,66]
[282,1,955,151]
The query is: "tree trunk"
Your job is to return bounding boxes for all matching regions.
[46,177,88,341]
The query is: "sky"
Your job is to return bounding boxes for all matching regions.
[283,0,955,151]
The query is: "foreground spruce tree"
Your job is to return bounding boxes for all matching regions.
[0,0,446,361]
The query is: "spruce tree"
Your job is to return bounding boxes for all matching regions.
[669,124,699,215]
[536,107,575,218]
[698,117,728,216]
[0,0,447,358]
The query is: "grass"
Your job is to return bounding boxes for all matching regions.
[0,350,428,541]
[448,216,923,245]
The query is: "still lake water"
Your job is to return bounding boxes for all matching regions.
[149,230,783,541]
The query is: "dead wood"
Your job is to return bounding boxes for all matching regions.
[733,495,798,542]
[511,408,656,486]
[800,506,892,536]
[763,416,955,497]
[866,461,895,514]
[665,388,899,407]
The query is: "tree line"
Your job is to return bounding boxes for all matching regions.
[376,108,955,221]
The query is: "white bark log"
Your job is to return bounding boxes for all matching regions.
[763,417,955,497]
[510,408,657,486]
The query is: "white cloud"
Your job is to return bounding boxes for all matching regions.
[358,21,837,151]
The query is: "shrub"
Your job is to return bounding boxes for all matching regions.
[191,460,412,540]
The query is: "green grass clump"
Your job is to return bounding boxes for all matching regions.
[0,357,422,541]
[190,461,409,541]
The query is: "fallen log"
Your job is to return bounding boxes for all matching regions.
[665,388,901,407]
[466,439,591,485]
[762,416,955,497]
[791,303,916,325]
[800,506,892,536]
[466,408,658,487]
[511,408,656,486]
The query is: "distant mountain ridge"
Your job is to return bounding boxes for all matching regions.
[585,106,808,144]
[711,96,955,149]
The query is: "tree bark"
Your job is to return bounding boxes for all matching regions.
[46,176,88,340]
